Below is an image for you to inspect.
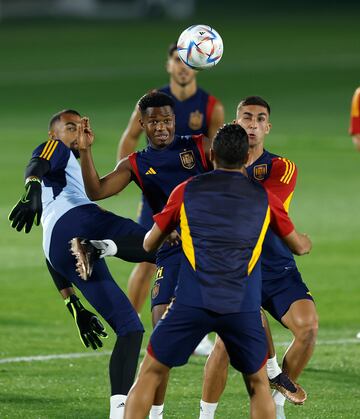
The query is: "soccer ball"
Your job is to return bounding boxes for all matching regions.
[177,24,223,70]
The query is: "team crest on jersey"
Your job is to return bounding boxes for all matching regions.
[253,164,268,180]
[151,283,160,299]
[180,150,195,169]
[188,110,203,131]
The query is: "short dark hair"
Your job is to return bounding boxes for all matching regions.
[212,124,249,169]
[48,109,81,130]
[168,42,177,57]
[237,96,271,115]
[138,91,175,115]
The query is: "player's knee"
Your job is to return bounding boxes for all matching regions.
[293,313,318,346]
[139,354,169,386]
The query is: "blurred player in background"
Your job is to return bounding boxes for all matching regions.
[349,87,360,338]
[8,109,156,419]
[349,87,360,152]
[117,42,224,356]
[123,123,312,419]
[199,97,317,419]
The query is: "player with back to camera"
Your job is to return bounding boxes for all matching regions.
[199,97,318,419]
[8,109,157,419]
[117,42,224,357]
[123,123,312,419]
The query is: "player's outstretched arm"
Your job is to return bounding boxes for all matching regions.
[8,157,50,233]
[78,118,132,200]
[143,224,169,252]
[144,182,186,252]
[267,188,312,256]
[282,230,312,256]
[117,105,143,161]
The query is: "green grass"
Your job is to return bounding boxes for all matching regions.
[1,14,360,418]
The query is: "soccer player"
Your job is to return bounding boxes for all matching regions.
[77,91,214,418]
[8,109,156,419]
[349,87,360,151]
[123,123,312,419]
[349,87,360,338]
[199,97,318,419]
[117,42,224,359]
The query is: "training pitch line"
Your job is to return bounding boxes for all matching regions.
[1,338,359,364]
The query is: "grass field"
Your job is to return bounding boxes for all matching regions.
[1,13,360,418]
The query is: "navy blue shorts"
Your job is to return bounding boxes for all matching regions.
[151,251,180,310]
[148,301,267,375]
[48,204,144,336]
[137,194,154,230]
[261,269,314,323]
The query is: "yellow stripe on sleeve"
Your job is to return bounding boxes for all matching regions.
[180,203,196,270]
[280,158,290,183]
[280,158,295,184]
[39,140,54,159]
[248,207,270,275]
[43,140,58,160]
[283,191,294,213]
[283,160,295,184]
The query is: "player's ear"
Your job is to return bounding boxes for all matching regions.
[48,130,56,140]
[265,122,272,134]
[209,148,215,162]
[139,119,145,129]
[166,57,171,74]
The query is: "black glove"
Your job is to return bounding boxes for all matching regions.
[65,294,108,350]
[9,178,42,233]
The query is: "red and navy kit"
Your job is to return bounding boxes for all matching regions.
[247,150,314,321]
[129,134,209,308]
[148,170,294,372]
[153,170,294,314]
[246,150,297,280]
[137,85,219,230]
[129,134,208,216]
[349,87,360,135]
[159,85,218,136]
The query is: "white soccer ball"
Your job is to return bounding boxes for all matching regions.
[177,24,223,70]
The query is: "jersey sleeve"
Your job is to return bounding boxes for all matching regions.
[192,134,209,170]
[205,95,218,128]
[153,180,188,234]
[349,87,360,135]
[263,157,297,211]
[128,152,144,190]
[267,189,295,238]
[32,140,70,172]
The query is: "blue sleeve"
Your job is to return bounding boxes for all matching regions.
[32,140,70,172]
